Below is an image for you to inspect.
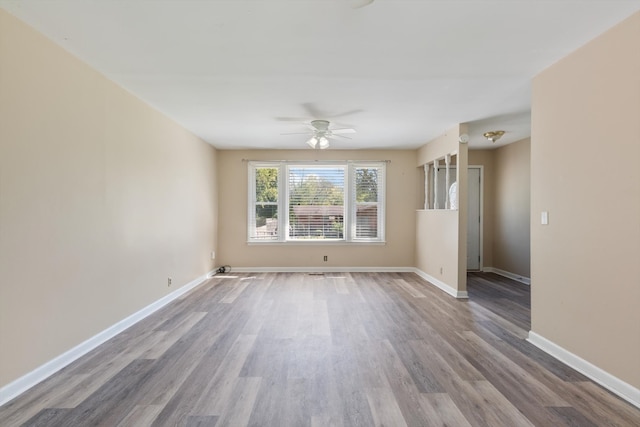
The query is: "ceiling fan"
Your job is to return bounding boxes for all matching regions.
[282,120,356,149]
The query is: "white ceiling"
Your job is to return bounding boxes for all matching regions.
[2,0,639,150]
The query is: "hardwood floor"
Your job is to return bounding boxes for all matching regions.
[1,272,639,426]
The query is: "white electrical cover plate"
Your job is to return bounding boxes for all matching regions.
[541,211,549,225]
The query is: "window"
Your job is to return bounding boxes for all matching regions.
[248,161,385,243]
[250,166,279,240]
[288,165,345,240]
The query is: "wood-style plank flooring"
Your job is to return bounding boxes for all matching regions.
[1,272,639,426]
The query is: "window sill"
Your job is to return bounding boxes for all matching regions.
[247,240,386,246]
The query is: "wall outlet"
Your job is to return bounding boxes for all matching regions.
[168,277,172,287]
[323,255,328,262]
[211,251,216,260]
[440,267,443,275]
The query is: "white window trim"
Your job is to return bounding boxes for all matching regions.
[248,161,386,244]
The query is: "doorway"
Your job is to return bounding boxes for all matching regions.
[435,166,482,270]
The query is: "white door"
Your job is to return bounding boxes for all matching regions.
[467,168,481,270]
[435,167,482,270]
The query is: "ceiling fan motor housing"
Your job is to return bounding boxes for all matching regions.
[311,120,330,132]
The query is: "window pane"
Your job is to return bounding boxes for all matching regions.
[355,167,380,239]
[356,204,378,238]
[251,166,279,240]
[288,167,344,239]
[253,204,278,240]
[255,167,278,202]
[356,168,378,202]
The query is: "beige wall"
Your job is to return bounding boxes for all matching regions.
[415,211,459,285]
[531,11,640,389]
[494,138,531,277]
[416,125,468,294]
[217,149,416,268]
[0,10,218,387]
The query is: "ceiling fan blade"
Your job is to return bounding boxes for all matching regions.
[330,134,353,140]
[301,103,362,118]
[328,109,364,119]
[331,128,356,134]
[349,0,374,9]
[275,116,311,122]
[302,102,324,118]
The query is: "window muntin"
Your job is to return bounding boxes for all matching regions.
[248,161,385,243]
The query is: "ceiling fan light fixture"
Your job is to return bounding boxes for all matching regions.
[306,136,319,148]
[318,136,330,149]
[483,130,505,143]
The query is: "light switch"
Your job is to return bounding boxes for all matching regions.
[541,211,549,225]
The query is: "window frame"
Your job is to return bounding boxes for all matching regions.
[248,161,386,244]
[248,163,283,241]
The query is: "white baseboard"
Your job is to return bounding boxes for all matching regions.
[482,267,531,285]
[229,266,415,273]
[0,270,215,407]
[413,269,468,299]
[527,331,640,409]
